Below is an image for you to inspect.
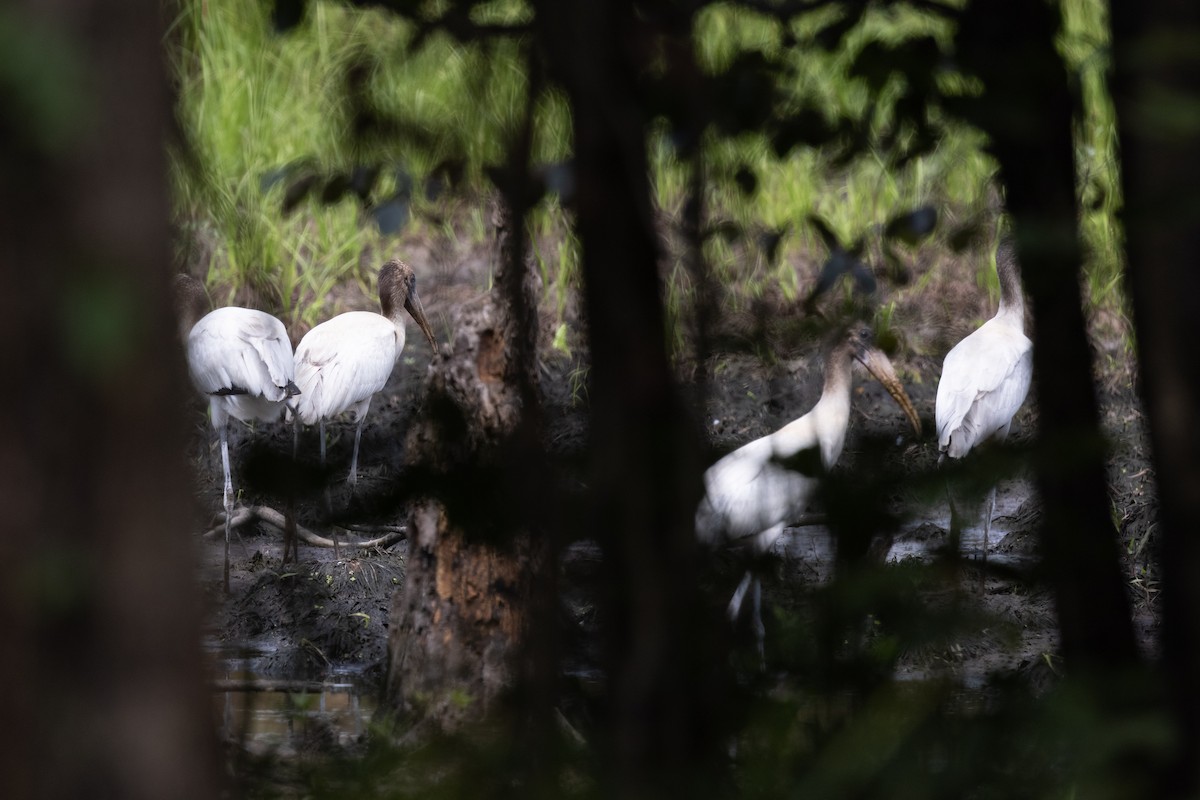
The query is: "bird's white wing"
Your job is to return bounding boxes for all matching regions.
[243,312,296,391]
[187,307,294,402]
[293,312,399,424]
[696,434,820,549]
[935,319,1033,455]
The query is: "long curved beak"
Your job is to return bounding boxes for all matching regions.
[405,289,439,355]
[856,347,922,436]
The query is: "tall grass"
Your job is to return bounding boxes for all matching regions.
[666,0,1123,325]
[168,1,565,326]
[169,0,1123,335]
[171,2,371,324]
[671,1,990,313]
[1060,0,1125,310]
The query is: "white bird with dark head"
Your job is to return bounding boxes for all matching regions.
[696,326,922,656]
[292,259,439,489]
[174,275,300,589]
[935,244,1033,556]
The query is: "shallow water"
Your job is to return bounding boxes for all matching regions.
[206,639,376,753]
[777,477,1037,577]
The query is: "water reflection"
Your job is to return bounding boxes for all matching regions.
[206,641,375,753]
[776,476,1036,579]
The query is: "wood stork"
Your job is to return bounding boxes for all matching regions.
[292,259,438,490]
[696,326,922,658]
[935,246,1033,559]
[173,275,300,590]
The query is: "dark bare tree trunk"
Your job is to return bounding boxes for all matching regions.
[385,208,547,736]
[1110,1,1200,793]
[0,2,223,798]
[951,0,1138,666]
[533,3,723,796]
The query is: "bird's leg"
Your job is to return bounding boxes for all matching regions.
[943,477,973,596]
[283,415,300,564]
[319,420,327,468]
[728,571,753,621]
[220,424,232,595]
[349,415,364,493]
[219,430,233,514]
[318,419,333,515]
[944,479,962,557]
[753,578,766,670]
[981,485,996,590]
[984,485,996,556]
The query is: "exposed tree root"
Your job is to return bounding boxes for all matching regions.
[200,504,406,549]
[210,678,340,694]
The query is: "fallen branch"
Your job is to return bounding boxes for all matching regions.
[200,505,406,549]
[340,521,407,535]
[210,678,355,694]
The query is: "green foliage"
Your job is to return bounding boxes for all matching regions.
[170,1,372,320]
[175,2,1152,795]
[1060,0,1125,310]
[168,0,567,324]
[0,7,90,155]
[170,0,1123,339]
[658,0,1123,333]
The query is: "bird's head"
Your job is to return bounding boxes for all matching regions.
[845,326,922,436]
[172,273,210,343]
[380,259,439,354]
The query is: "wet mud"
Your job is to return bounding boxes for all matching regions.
[190,257,1158,749]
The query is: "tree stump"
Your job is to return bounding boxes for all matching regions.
[384,216,544,735]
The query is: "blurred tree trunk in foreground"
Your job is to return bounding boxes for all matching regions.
[0,2,222,799]
[950,0,1138,668]
[534,2,723,796]
[1111,1,1200,793]
[385,209,547,736]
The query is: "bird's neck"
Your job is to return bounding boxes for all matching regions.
[995,251,1026,329]
[813,353,854,467]
[774,352,853,469]
[376,300,408,338]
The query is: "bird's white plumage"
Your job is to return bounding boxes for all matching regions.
[186,306,297,423]
[289,259,437,491]
[695,328,921,662]
[292,311,405,425]
[174,279,299,592]
[693,331,917,663]
[695,384,851,661]
[696,394,849,554]
[934,247,1033,565]
[935,315,1032,458]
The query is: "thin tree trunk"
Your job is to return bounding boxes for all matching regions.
[0,2,223,798]
[385,207,546,736]
[1110,0,1200,792]
[951,0,1138,666]
[533,3,723,796]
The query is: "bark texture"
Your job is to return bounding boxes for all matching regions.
[952,0,1138,667]
[385,216,544,734]
[1111,0,1200,793]
[0,2,223,798]
[533,3,723,796]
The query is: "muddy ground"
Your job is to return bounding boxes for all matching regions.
[191,239,1160,723]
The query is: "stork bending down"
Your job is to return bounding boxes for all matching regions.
[696,327,922,660]
[174,275,300,591]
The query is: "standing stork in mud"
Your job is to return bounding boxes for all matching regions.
[174,275,300,591]
[292,259,439,491]
[696,326,922,660]
[935,245,1033,560]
